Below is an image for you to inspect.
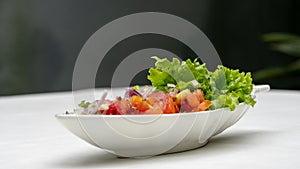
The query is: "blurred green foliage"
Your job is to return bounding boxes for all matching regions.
[253,33,300,86]
[0,2,36,95]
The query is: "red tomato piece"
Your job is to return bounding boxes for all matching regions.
[143,106,163,114]
[106,104,122,115]
[164,94,179,114]
[114,100,132,114]
[147,91,167,110]
[180,101,193,112]
[194,89,205,103]
[185,93,200,108]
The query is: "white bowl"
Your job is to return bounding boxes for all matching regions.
[55,85,269,157]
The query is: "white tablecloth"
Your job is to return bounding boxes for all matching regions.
[0,89,299,169]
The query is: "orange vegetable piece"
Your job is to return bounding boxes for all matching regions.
[197,100,212,111]
[164,94,179,114]
[130,95,151,112]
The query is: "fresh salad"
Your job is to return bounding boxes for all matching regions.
[74,57,255,115]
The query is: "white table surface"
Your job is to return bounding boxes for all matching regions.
[0,89,299,169]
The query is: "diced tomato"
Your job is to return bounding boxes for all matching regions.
[178,89,211,112]
[185,93,199,108]
[164,94,179,114]
[130,95,151,112]
[98,110,105,114]
[194,89,205,102]
[105,99,133,115]
[144,106,163,114]
[147,91,167,110]
[146,92,178,114]
[178,90,200,112]
[175,89,191,105]
[114,99,131,114]
[106,104,122,115]
[180,101,193,112]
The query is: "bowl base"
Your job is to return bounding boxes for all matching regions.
[116,140,209,158]
[164,140,209,155]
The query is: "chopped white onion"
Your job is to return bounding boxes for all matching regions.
[167,83,176,88]
[191,80,199,86]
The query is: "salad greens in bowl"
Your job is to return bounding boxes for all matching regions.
[75,56,256,115]
[55,57,270,157]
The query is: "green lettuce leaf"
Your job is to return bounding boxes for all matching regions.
[151,56,195,82]
[78,100,90,108]
[148,56,209,92]
[176,81,198,91]
[148,56,197,92]
[185,58,212,99]
[147,56,255,111]
[147,68,175,91]
[210,66,255,110]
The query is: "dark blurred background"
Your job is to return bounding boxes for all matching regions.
[0,0,299,96]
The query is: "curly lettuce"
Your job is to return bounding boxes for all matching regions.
[210,66,255,110]
[147,56,210,92]
[147,56,255,111]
